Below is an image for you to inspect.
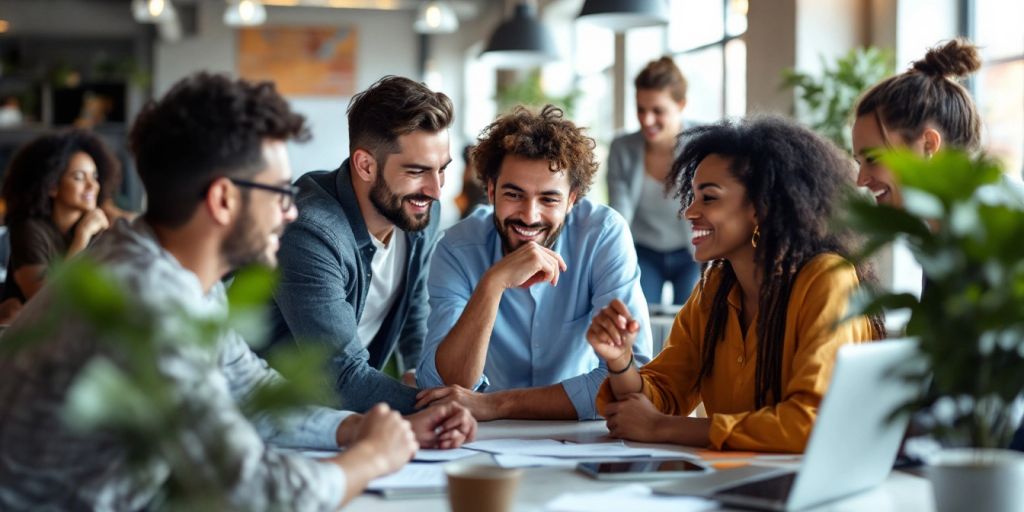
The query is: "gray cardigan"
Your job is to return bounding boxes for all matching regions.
[606,130,693,252]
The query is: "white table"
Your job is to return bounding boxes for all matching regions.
[346,420,935,511]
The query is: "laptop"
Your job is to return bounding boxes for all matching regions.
[658,338,923,511]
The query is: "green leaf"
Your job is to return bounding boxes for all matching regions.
[241,343,337,418]
[63,357,168,433]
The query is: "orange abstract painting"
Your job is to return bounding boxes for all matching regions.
[238,26,357,96]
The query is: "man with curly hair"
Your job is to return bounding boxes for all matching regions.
[415,105,653,420]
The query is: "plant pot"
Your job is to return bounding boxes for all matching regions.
[926,448,1024,512]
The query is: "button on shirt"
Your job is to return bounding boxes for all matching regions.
[417,198,653,420]
[356,230,407,348]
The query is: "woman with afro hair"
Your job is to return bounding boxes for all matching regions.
[2,129,122,303]
[588,115,886,453]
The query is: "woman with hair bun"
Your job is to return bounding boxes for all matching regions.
[852,38,983,206]
[607,56,700,306]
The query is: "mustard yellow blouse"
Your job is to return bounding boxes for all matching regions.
[596,253,876,453]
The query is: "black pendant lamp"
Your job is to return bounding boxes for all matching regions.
[480,2,559,69]
[577,0,670,31]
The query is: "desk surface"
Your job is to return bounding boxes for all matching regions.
[347,420,935,511]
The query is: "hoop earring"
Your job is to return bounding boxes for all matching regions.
[751,225,760,249]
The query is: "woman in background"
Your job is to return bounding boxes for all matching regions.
[589,116,885,453]
[607,56,699,306]
[852,38,983,206]
[853,38,1024,454]
[2,129,122,302]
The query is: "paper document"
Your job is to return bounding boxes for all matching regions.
[545,484,717,512]
[367,462,448,491]
[414,447,479,462]
[494,454,580,468]
[464,438,698,460]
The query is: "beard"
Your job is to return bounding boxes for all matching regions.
[222,199,278,269]
[369,172,434,232]
[494,215,566,255]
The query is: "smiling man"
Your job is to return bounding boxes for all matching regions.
[0,73,477,511]
[267,76,454,414]
[415,105,653,420]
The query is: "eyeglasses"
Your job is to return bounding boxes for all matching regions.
[230,178,299,212]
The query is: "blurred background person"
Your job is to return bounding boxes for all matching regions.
[606,57,699,307]
[1,129,122,303]
[454,144,487,219]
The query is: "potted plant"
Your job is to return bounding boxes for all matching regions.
[495,69,579,117]
[843,149,1024,512]
[2,261,333,509]
[781,47,893,152]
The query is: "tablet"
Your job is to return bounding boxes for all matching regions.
[577,458,712,481]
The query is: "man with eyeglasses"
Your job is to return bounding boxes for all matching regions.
[266,76,454,414]
[230,178,300,212]
[0,73,475,510]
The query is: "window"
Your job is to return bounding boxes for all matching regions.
[668,0,748,123]
[966,0,1024,177]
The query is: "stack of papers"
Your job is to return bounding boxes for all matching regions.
[545,484,717,512]
[366,463,448,498]
[413,447,479,462]
[463,438,695,463]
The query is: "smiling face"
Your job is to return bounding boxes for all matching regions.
[851,114,905,207]
[51,151,100,213]
[684,154,758,264]
[222,139,297,269]
[636,88,685,144]
[489,155,577,254]
[369,130,450,232]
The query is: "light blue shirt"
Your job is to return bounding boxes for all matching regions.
[417,198,653,420]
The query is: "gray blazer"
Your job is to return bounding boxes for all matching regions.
[606,130,684,223]
[266,160,440,414]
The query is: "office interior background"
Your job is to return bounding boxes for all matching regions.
[0,0,1021,298]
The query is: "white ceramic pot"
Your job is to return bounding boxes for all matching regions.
[926,448,1024,512]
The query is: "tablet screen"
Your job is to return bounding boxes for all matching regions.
[580,458,707,475]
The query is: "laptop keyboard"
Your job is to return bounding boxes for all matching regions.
[714,472,797,502]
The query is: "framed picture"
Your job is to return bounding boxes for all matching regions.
[238,26,358,96]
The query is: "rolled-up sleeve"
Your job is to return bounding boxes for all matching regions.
[597,289,703,417]
[417,239,474,389]
[572,213,653,420]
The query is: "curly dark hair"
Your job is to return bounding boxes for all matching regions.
[129,72,310,228]
[2,129,121,224]
[347,75,454,165]
[856,38,982,152]
[473,105,597,197]
[668,115,886,409]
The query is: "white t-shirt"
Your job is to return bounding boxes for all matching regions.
[356,229,407,349]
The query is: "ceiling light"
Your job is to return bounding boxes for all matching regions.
[132,0,177,23]
[480,2,559,69]
[225,0,268,27]
[414,1,458,34]
[577,0,669,32]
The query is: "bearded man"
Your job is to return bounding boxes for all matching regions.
[267,76,453,413]
[414,106,653,421]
